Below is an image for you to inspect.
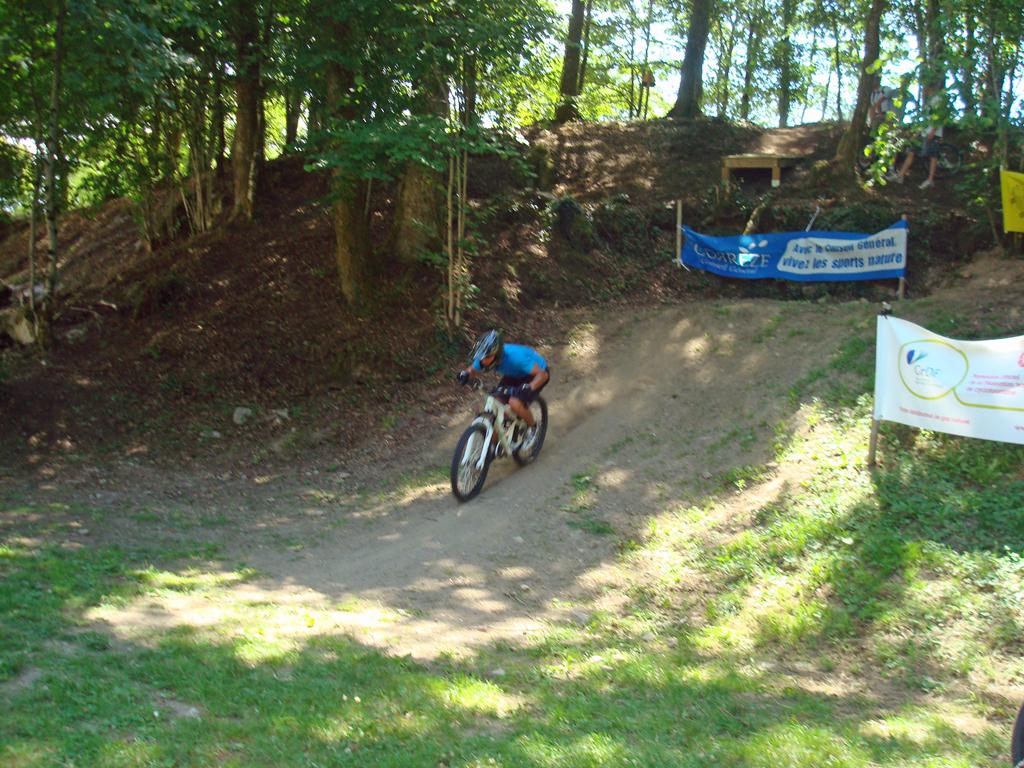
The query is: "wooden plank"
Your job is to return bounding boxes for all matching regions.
[722,154,801,170]
[721,153,801,190]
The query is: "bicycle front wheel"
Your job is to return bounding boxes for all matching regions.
[451,423,491,502]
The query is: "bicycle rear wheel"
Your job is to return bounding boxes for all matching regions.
[934,142,961,179]
[857,145,874,172]
[1012,699,1024,767]
[451,423,491,502]
[512,397,548,466]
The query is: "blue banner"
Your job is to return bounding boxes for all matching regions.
[680,219,908,282]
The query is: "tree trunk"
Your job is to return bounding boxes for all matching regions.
[960,12,977,115]
[185,73,212,234]
[627,22,637,118]
[285,86,302,147]
[669,0,713,119]
[577,0,593,95]
[979,2,1002,124]
[256,2,273,172]
[163,118,183,182]
[28,142,43,328]
[394,161,445,265]
[740,8,760,120]
[444,150,471,336]
[213,61,227,175]
[43,0,66,319]
[821,62,832,118]
[462,54,478,127]
[393,76,448,265]
[832,16,844,120]
[800,30,818,123]
[924,0,944,89]
[325,24,369,307]
[835,0,886,171]
[715,19,737,118]
[1000,44,1020,167]
[777,0,796,127]
[307,91,323,136]
[910,0,927,103]
[331,184,368,308]
[554,0,586,123]
[640,0,654,119]
[231,2,260,221]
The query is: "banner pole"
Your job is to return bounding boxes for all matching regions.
[676,200,682,263]
[898,213,909,299]
[867,418,880,467]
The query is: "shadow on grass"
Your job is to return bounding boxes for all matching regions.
[3,300,1020,765]
[0,521,1007,767]
[779,305,1024,652]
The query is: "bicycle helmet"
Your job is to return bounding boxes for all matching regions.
[470,329,503,370]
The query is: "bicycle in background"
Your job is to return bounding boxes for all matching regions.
[859,131,962,181]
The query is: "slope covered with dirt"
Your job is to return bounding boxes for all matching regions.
[0,118,990,477]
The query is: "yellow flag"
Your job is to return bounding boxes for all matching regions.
[1001,169,1024,233]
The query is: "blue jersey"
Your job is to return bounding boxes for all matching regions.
[473,343,547,378]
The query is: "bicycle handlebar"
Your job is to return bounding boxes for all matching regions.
[459,379,514,397]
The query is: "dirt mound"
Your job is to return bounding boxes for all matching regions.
[528,117,761,204]
[748,122,843,157]
[0,198,144,297]
[0,157,450,473]
[526,119,843,207]
[0,120,990,478]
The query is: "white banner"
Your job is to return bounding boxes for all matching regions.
[874,316,1024,445]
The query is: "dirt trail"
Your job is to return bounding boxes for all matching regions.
[79,294,878,659]
[24,250,1024,660]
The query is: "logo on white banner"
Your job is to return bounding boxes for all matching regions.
[874,316,1024,446]
[897,341,968,399]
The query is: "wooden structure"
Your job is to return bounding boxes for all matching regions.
[721,154,801,190]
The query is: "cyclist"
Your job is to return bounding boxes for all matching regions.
[890,84,946,189]
[862,80,900,178]
[457,329,550,443]
[868,81,896,132]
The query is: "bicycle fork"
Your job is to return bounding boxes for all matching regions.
[468,416,516,470]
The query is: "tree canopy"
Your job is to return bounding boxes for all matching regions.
[0,0,1021,317]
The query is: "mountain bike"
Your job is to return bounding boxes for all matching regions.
[1013,699,1024,767]
[916,140,961,178]
[450,380,548,502]
[859,137,961,180]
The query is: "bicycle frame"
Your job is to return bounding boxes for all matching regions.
[467,389,518,470]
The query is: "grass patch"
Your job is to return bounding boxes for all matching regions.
[567,516,615,535]
[678,397,1024,680]
[2,442,1015,768]
[561,471,597,513]
[721,464,772,491]
[753,312,784,343]
[4,303,1023,767]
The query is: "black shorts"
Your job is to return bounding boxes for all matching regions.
[499,369,550,405]
[918,138,940,158]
